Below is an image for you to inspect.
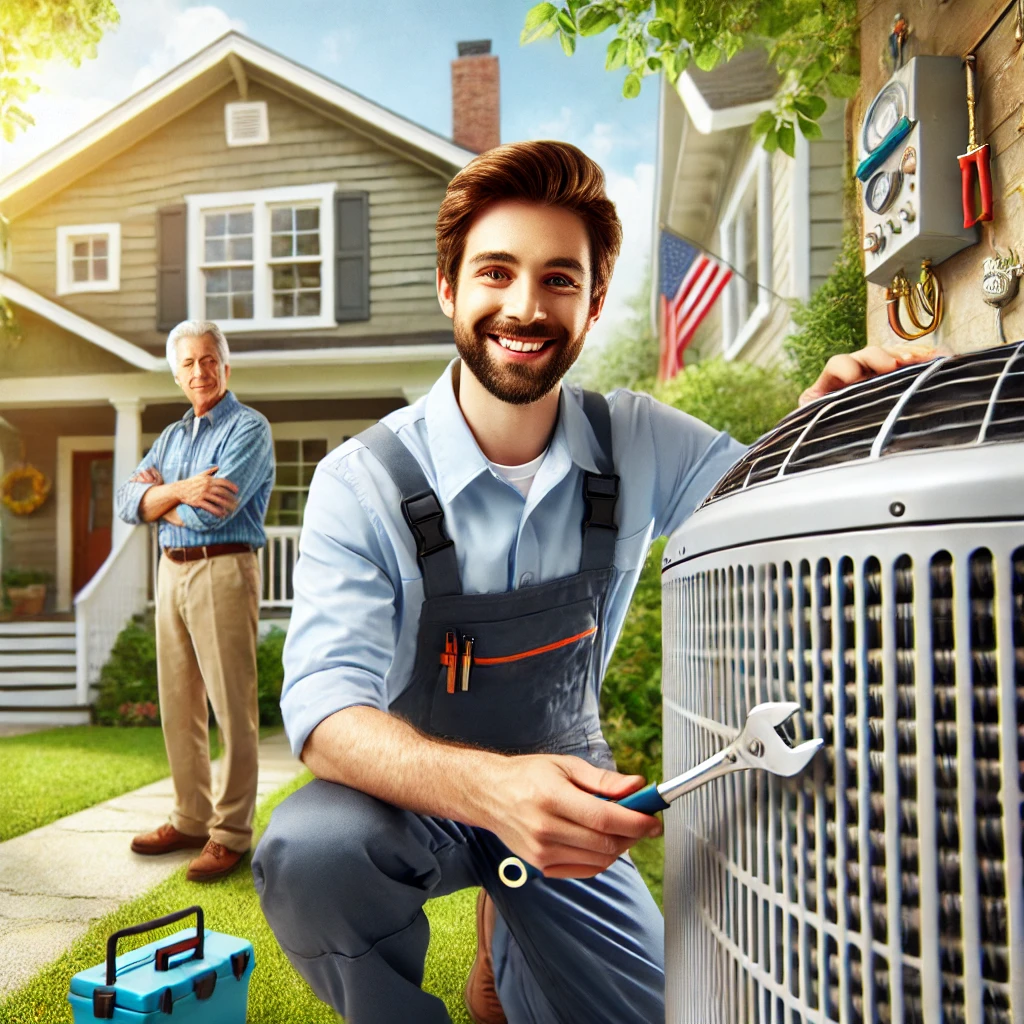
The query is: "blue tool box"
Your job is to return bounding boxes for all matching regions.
[68,906,253,1022]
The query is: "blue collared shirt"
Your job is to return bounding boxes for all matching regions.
[115,390,275,549]
[281,361,749,757]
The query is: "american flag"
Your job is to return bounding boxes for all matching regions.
[658,229,733,381]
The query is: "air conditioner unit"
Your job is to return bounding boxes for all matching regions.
[661,341,1023,1023]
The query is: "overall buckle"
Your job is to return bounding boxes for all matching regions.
[582,473,619,532]
[401,492,454,559]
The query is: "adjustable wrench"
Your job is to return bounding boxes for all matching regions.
[498,702,823,887]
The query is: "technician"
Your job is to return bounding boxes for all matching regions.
[253,141,931,1023]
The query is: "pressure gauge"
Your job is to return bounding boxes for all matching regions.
[862,81,908,153]
[865,170,903,214]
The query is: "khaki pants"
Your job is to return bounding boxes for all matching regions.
[155,550,261,851]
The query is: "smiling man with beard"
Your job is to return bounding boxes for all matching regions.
[253,141,934,1024]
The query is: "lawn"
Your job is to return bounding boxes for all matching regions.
[0,726,222,842]
[0,769,664,1024]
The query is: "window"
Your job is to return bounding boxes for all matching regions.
[266,437,328,526]
[185,183,335,331]
[56,223,121,295]
[718,149,772,360]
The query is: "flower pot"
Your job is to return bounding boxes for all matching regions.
[7,584,46,617]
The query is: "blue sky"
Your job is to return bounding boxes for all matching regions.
[1,0,660,345]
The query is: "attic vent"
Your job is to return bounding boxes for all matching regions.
[225,102,268,147]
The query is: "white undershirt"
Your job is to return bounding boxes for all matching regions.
[487,449,547,497]
[191,415,203,441]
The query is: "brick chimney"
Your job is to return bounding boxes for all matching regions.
[451,40,500,153]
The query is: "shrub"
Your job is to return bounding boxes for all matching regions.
[600,537,666,782]
[256,627,286,727]
[783,226,867,393]
[653,357,799,445]
[93,614,160,726]
[2,567,53,587]
[94,616,288,728]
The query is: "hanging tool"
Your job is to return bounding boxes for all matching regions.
[958,55,994,227]
[981,252,1023,344]
[886,260,945,341]
[497,702,823,887]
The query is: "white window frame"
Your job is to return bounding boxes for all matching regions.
[718,148,772,361]
[184,182,336,332]
[56,223,121,295]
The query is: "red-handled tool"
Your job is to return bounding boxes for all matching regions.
[958,55,993,228]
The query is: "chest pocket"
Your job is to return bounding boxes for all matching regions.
[613,525,652,572]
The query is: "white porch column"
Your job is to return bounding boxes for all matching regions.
[111,398,145,547]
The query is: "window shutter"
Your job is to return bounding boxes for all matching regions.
[156,204,188,331]
[334,191,369,322]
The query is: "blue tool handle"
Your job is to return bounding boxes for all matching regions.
[855,116,913,181]
[499,785,669,886]
[616,783,670,814]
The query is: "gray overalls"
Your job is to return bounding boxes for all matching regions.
[253,393,665,1023]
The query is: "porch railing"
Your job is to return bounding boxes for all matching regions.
[75,524,151,706]
[148,526,302,608]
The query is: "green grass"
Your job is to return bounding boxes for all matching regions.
[0,726,220,843]
[0,771,664,1024]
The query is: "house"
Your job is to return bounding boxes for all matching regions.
[0,32,502,725]
[653,48,847,365]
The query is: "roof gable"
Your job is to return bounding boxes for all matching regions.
[0,32,473,219]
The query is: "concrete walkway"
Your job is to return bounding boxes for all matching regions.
[0,732,301,997]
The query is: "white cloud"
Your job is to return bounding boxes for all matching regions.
[320,28,357,66]
[588,160,655,348]
[131,4,245,91]
[1,1,244,177]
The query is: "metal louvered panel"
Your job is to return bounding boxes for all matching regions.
[699,341,1024,509]
[662,528,1024,1024]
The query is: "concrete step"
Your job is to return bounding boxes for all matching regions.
[0,620,75,636]
[0,635,77,652]
[0,686,79,708]
[0,706,91,726]
[0,651,77,670]
[0,669,78,687]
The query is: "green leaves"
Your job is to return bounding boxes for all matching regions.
[826,71,860,98]
[519,0,860,138]
[605,36,628,70]
[520,2,559,43]
[777,120,796,157]
[0,0,119,142]
[579,5,620,36]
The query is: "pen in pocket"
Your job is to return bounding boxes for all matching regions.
[460,636,474,692]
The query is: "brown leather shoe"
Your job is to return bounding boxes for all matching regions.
[185,840,247,883]
[131,823,208,856]
[465,889,507,1024]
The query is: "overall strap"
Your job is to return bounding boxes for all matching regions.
[579,391,620,572]
[356,423,462,598]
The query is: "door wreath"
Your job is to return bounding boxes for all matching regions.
[1,465,51,515]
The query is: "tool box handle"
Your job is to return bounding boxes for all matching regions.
[105,906,204,985]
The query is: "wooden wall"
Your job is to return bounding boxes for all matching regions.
[858,0,1024,350]
[0,308,136,378]
[7,80,453,350]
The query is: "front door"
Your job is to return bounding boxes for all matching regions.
[72,451,113,594]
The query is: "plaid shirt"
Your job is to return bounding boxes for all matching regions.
[115,390,274,549]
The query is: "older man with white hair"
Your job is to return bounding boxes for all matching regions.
[115,320,274,882]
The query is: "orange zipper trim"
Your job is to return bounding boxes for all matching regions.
[471,626,597,666]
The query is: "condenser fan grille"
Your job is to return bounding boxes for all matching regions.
[661,533,1023,1023]
[699,341,1024,508]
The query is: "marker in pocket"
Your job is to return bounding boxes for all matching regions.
[460,636,474,692]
